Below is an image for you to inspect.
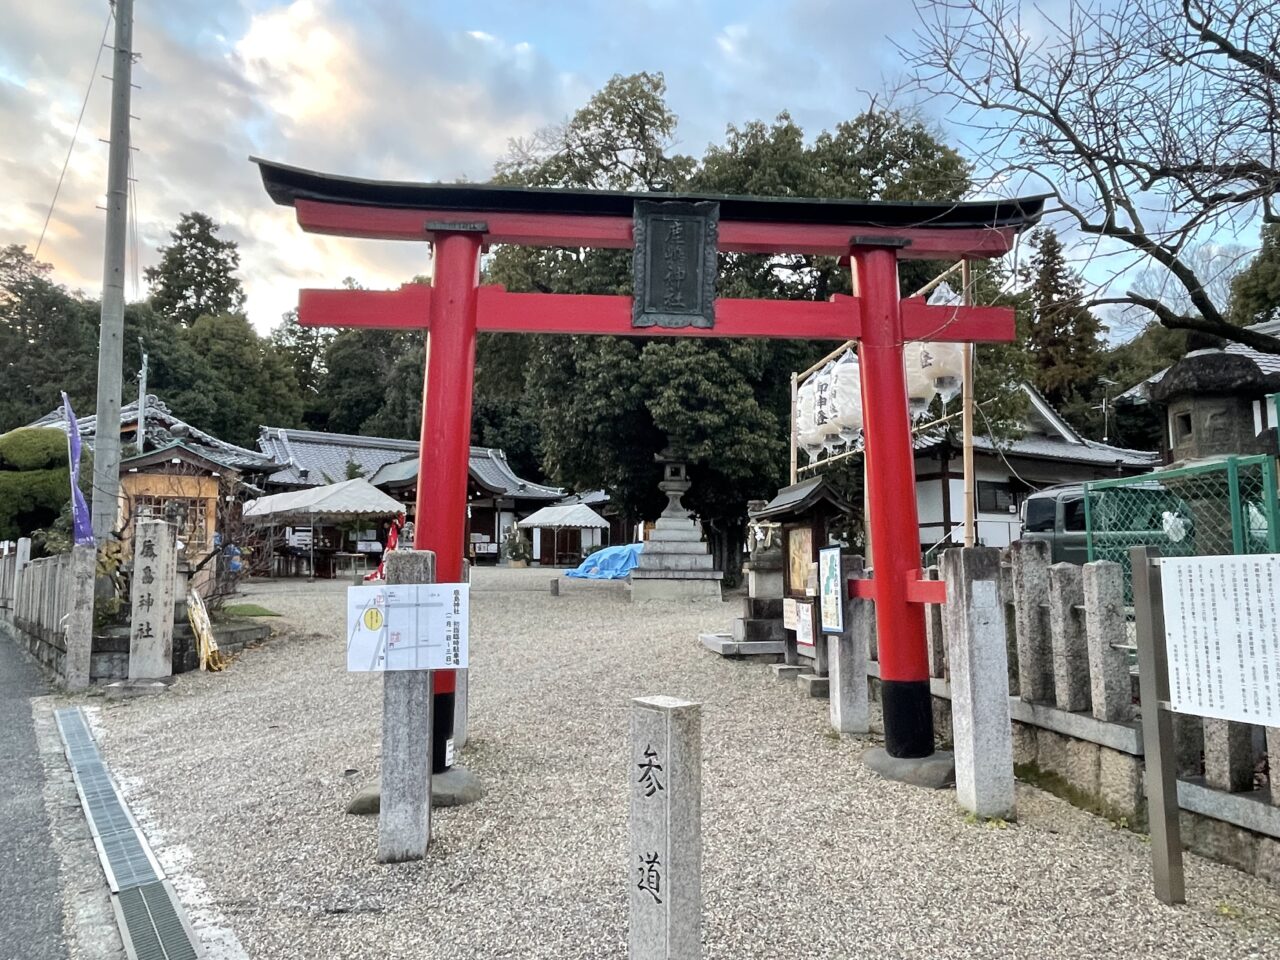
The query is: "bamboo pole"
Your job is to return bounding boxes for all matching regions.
[962,260,976,548]
[908,260,964,300]
[789,371,799,484]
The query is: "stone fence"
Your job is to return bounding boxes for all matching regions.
[0,538,96,689]
[890,539,1280,881]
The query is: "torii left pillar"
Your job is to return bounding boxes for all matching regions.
[415,230,482,773]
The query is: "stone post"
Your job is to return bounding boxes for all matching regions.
[829,556,870,735]
[454,560,471,751]
[940,547,1015,820]
[379,549,436,864]
[128,520,177,680]
[1203,718,1254,793]
[63,544,97,690]
[1268,728,1280,805]
[1009,540,1052,703]
[630,696,701,960]
[1082,561,1132,722]
[923,565,946,680]
[1047,562,1091,712]
[13,537,31,612]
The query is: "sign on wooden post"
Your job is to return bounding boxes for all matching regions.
[1132,549,1280,904]
[630,696,701,960]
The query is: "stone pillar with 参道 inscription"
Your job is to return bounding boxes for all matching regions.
[128,519,178,679]
[629,696,701,960]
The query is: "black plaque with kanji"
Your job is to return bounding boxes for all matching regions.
[632,200,718,329]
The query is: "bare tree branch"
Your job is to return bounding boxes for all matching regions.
[904,0,1280,351]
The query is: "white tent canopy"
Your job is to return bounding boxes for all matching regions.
[517,503,609,529]
[242,477,404,525]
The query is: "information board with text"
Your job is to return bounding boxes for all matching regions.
[1160,555,1280,726]
[346,583,469,672]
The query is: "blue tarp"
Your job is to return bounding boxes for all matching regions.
[565,542,642,579]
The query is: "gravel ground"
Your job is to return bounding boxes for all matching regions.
[78,568,1280,959]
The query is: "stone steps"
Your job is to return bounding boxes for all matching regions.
[742,597,783,619]
[733,618,785,643]
[699,633,784,658]
[636,553,715,572]
[631,568,724,580]
[642,540,712,556]
[646,528,704,543]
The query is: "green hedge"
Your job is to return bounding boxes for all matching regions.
[0,428,69,471]
[0,467,71,541]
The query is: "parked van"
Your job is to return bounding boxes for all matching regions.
[1020,480,1196,564]
[1019,483,1090,564]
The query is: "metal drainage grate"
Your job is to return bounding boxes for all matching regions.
[116,882,200,960]
[56,707,202,959]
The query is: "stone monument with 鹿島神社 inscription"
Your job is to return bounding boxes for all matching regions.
[129,519,178,679]
[631,451,723,602]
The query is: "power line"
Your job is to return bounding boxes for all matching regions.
[34,8,114,259]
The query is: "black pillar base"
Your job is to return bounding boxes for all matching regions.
[432,689,455,773]
[881,679,934,759]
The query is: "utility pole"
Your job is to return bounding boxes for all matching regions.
[90,0,135,542]
[136,339,148,454]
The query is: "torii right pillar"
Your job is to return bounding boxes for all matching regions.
[854,245,933,759]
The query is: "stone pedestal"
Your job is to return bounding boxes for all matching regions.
[631,459,722,602]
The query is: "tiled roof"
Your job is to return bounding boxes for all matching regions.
[258,426,417,486]
[29,396,276,472]
[914,430,1158,468]
[260,426,563,500]
[1118,319,1280,404]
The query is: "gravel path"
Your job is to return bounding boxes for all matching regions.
[82,569,1280,959]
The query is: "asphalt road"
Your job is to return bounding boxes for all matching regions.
[0,638,66,960]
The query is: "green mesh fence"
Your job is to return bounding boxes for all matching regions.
[1085,455,1280,602]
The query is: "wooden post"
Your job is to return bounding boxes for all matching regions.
[961,259,976,548]
[378,549,436,863]
[1131,546,1185,905]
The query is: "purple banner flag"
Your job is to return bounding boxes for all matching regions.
[61,392,94,546]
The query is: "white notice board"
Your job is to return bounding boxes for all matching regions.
[347,583,469,672]
[795,601,815,649]
[1160,555,1280,726]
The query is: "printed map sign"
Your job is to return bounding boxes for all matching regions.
[1160,555,1280,726]
[818,546,844,634]
[346,583,469,672]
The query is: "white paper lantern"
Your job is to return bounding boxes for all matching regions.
[927,340,964,405]
[830,351,863,441]
[903,342,936,419]
[796,379,823,455]
[813,363,843,452]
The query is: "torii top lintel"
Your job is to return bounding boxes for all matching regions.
[254,159,1044,343]
[255,158,1045,260]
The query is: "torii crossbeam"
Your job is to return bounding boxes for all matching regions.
[255,158,1044,763]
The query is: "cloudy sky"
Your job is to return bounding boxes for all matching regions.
[8,0,1251,339]
[1,0,964,330]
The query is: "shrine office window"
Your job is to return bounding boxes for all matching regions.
[977,481,1018,514]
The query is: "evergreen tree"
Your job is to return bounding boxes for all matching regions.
[144,212,246,326]
[1231,224,1280,327]
[0,245,98,430]
[1018,228,1104,424]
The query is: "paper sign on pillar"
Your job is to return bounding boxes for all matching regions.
[346,583,470,672]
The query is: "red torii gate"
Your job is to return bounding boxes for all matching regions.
[255,159,1043,763]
